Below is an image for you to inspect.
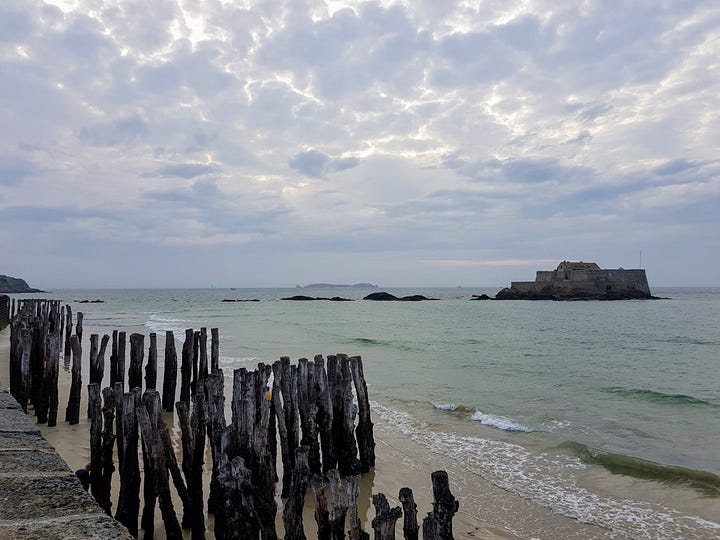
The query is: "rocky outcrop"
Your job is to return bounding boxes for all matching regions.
[0,275,43,293]
[470,294,493,300]
[363,292,438,301]
[281,295,354,301]
[495,287,655,301]
[222,299,260,302]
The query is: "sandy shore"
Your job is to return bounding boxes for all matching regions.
[0,325,612,539]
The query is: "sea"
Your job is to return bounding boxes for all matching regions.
[9,286,720,539]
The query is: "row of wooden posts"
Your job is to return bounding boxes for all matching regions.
[7,298,459,540]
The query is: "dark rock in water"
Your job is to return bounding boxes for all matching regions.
[0,275,44,293]
[495,287,654,301]
[471,294,492,300]
[282,295,353,301]
[364,292,399,301]
[222,299,260,302]
[399,295,438,301]
[364,292,437,301]
[76,299,105,304]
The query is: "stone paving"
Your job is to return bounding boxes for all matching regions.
[0,384,132,539]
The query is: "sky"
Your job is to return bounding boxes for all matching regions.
[1,0,719,288]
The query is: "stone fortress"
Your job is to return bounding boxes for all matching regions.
[496,261,654,300]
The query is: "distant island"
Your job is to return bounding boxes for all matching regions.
[495,261,656,300]
[0,275,44,293]
[296,283,378,289]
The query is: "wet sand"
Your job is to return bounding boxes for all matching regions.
[0,326,611,539]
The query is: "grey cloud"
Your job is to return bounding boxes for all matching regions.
[145,163,220,179]
[0,155,40,185]
[78,115,148,147]
[289,151,360,178]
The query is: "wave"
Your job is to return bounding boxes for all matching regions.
[560,441,720,494]
[471,410,534,432]
[603,387,719,407]
[144,313,190,335]
[370,401,720,538]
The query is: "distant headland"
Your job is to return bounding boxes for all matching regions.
[0,275,44,293]
[495,261,656,300]
[296,283,378,289]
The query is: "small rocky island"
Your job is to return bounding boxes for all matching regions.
[495,261,655,300]
[0,275,43,293]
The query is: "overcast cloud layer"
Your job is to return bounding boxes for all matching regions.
[1,0,719,287]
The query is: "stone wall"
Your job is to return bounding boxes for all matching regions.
[0,295,9,330]
[507,269,652,299]
[0,383,132,539]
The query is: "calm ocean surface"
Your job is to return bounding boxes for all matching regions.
[12,286,720,538]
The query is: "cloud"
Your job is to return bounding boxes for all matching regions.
[78,115,148,147]
[289,150,360,178]
[145,162,220,179]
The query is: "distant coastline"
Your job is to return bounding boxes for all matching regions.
[0,275,44,294]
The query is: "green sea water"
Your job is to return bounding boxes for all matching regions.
[11,286,720,538]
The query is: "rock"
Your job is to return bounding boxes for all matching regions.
[470,294,492,300]
[399,295,437,301]
[0,275,43,294]
[282,295,353,301]
[222,299,260,302]
[364,292,399,301]
[282,295,317,301]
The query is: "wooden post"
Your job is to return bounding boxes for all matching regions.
[331,355,360,476]
[180,328,193,406]
[421,471,458,540]
[312,475,331,540]
[100,386,116,516]
[371,493,402,540]
[190,386,207,539]
[210,328,219,373]
[328,469,348,540]
[113,382,124,476]
[399,488,419,540]
[199,327,208,380]
[176,401,194,503]
[162,330,177,412]
[45,332,59,427]
[205,373,226,517]
[110,330,119,386]
[348,476,369,540]
[19,331,31,414]
[76,311,83,343]
[117,331,126,392]
[89,334,100,385]
[116,390,141,537]
[128,333,144,391]
[65,335,82,424]
[252,364,277,540]
[215,454,259,540]
[137,390,183,540]
[64,305,72,365]
[350,356,375,473]
[141,391,158,539]
[98,334,109,384]
[146,332,157,390]
[88,384,103,507]
[159,409,193,529]
[271,360,294,498]
[282,446,309,540]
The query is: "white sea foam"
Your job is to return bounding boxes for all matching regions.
[432,402,458,411]
[144,313,189,335]
[370,401,720,540]
[471,410,534,432]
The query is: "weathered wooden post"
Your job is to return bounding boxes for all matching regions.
[331,355,360,476]
[137,390,183,540]
[348,476,369,540]
[100,386,116,516]
[210,327,219,373]
[371,493,402,540]
[65,335,82,425]
[117,331,126,392]
[350,356,375,473]
[141,391,158,539]
[399,488,419,540]
[328,469,348,540]
[180,328,193,406]
[205,373,225,516]
[191,385,207,539]
[158,409,192,528]
[283,446,310,540]
[89,334,100,385]
[215,454,258,540]
[64,305,72,365]
[45,332,59,426]
[88,383,103,507]
[110,330,119,386]
[162,330,177,412]
[116,389,141,537]
[421,471,458,540]
[128,333,144,391]
[176,401,194,504]
[199,327,208,380]
[146,332,157,390]
[76,311,83,343]
[311,475,331,540]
